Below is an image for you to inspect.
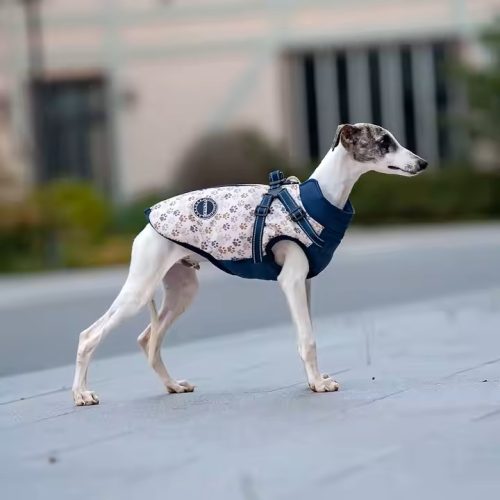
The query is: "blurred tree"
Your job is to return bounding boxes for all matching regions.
[33,180,110,240]
[175,128,292,191]
[457,20,500,168]
[32,180,110,265]
[0,98,27,203]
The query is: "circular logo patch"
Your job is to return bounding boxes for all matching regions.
[193,197,218,219]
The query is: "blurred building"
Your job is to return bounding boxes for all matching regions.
[0,0,499,201]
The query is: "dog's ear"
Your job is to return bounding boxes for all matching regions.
[331,125,344,150]
[332,124,357,150]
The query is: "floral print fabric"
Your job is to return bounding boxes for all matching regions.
[147,183,324,261]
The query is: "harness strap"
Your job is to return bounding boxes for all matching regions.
[277,189,325,247]
[252,170,324,264]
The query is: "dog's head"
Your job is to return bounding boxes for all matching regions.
[332,123,428,176]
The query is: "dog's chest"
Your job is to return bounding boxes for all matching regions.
[147,184,324,262]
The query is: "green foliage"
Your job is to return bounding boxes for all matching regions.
[32,180,110,242]
[111,193,168,236]
[0,203,45,272]
[0,180,112,271]
[351,168,500,225]
[454,19,500,164]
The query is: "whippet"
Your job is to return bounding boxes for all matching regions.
[72,123,428,406]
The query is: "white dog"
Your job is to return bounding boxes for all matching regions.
[72,123,427,406]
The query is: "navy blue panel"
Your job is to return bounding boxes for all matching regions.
[299,179,354,232]
[220,256,282,281]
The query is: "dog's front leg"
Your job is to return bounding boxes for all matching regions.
[274,241,339,392]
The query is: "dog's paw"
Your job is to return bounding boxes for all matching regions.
[166,379,195,394]
[73,390,100,406]
[308,374,340,393]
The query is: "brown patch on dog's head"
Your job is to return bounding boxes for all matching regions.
[332,123,398,162]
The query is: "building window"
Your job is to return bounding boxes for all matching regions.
[336,51,349,125]
[31,75,112,192]
[304,55,319,160]
[401,45,417,153]
[433,43,451,161]
[368,49,382,126]
[288,40,456,165]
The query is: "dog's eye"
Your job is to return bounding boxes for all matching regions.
[378,135,392,152]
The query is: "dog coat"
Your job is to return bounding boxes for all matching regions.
[145,171,354,281]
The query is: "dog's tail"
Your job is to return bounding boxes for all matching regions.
[147,298,160,363]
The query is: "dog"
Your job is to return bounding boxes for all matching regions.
[72,123,428,406]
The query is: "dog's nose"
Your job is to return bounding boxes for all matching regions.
[418,159,428,170]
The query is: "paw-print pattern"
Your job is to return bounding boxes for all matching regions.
[147,184,323,261]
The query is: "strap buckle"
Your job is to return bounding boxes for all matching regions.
[268,170,285,188]
[289,207,306,222]
[255,204,270,217]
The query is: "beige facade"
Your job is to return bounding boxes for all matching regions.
[0,0,499,201]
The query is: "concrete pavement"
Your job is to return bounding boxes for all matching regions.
[1,287,500,499]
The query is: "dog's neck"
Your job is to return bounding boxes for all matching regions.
[309,146,363,209]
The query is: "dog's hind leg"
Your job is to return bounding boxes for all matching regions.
[137,297,163,358]
[139,263,199,393]
[72,226,189,406]
[136,266,190,357]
